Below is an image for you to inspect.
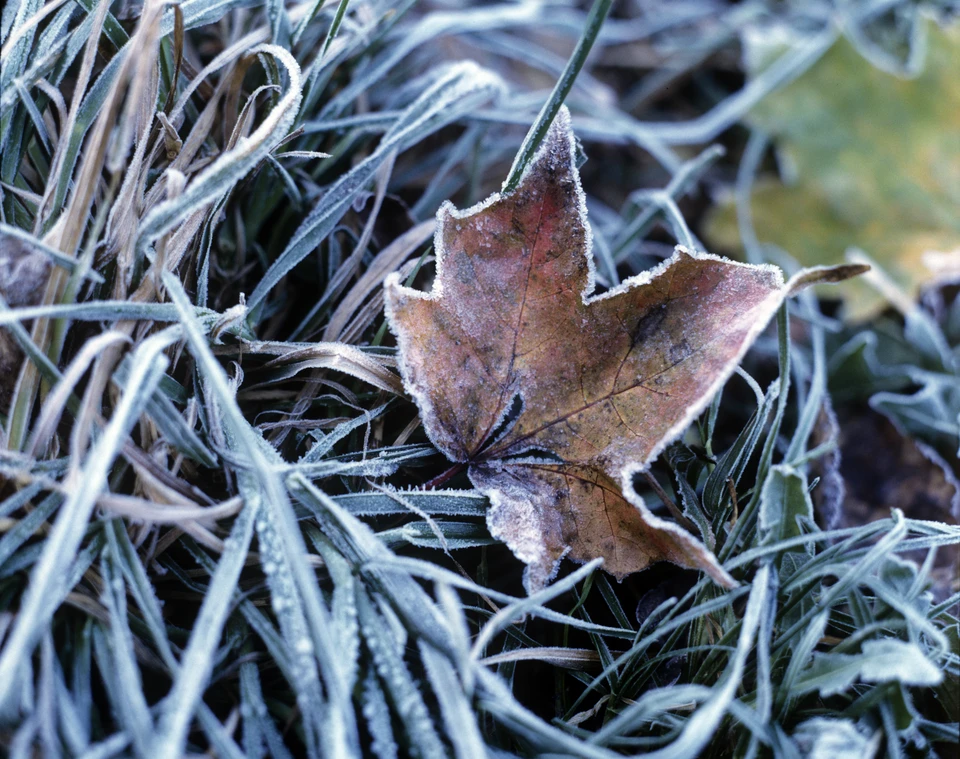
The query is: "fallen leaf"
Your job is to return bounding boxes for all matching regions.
[807,398,845,531]
[385,108,861,591]
[0,231,51,408]
[706,19,960,320]
[830,409,959,603]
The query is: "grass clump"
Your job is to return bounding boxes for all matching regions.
[1,1,958,757]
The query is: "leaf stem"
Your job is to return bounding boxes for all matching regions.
[642,471,697,534]
[501,0,614,193]
[423,462,467,490]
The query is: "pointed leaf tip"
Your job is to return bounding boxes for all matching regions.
[786,263,871,295]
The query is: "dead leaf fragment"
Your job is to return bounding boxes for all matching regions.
[386,108,862,592]
[833,410,959,602]
[0,232,51,409]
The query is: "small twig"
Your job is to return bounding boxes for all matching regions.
[726,478,739,528]
[642,471,697,533]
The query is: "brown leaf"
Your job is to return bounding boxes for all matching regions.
[833,409,959,603]
[385,108,861,592]
[0,233,50,306]
[0,232,51,409]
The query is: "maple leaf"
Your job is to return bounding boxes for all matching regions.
[385,108,863,592]
[706,18,960,320]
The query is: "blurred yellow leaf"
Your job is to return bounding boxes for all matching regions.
[706,19,960,320]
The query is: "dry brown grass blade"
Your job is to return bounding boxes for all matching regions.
[6,0,112,450]
[480,647,601,669]
[68,332,126,466]
[323,218,435,342]
[0,0,71,60]
[33,79,67,145]
[25,331,131,458]
[7,0,165,452]
[33,0,111,236]
[96,493,243,524]
[309,151,398,340]
[338,295,390,346]
[106,0,165,293]
[261,342,404,395]
[227,82,278,150]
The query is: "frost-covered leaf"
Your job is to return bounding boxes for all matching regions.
[796,638,943,697]
[858,639,943,686]
[707,19,960,320]
[759,464,814,549]
[385,108,863,592]
[792,717,880,759]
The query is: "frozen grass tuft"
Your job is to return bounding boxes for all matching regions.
[1,1,958,757]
